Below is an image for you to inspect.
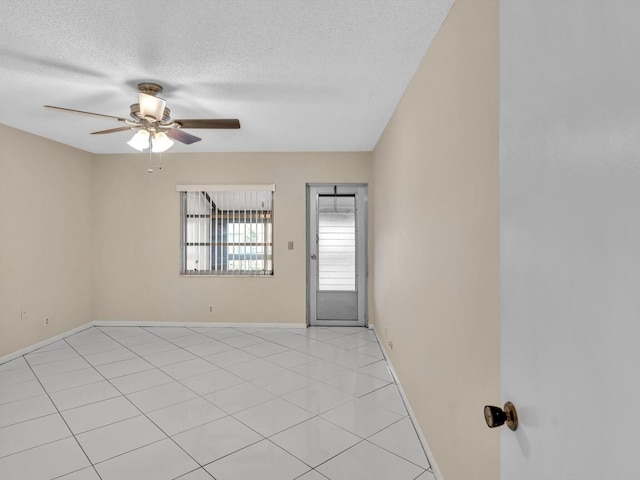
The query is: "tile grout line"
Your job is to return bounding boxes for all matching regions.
[4,325,423,480]
[22,344,105,480]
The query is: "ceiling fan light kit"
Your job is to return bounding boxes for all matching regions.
[44,82,241,154]
[127,129,150,151]
[150,131,174,153]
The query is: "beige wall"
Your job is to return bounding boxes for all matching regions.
[92,152,370,324]
[0,123,93,357]
[371,1,500,479]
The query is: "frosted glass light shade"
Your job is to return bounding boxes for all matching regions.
[139,92,166,121]
[151,132,174,153]
[127,129,150,151]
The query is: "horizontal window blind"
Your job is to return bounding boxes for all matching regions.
[318,195,356,291]
[179,185,274,276]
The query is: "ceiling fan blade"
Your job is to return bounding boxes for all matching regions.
[91,126,136,135]
[166,128,201,145]
[174,119,241,129]
[44,105,128,122]
[138,92,166,121]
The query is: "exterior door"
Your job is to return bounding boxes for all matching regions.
[307,184,367,326]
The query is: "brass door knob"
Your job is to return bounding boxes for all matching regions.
[484,402,518,431]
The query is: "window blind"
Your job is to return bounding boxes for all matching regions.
[178,185,275,276]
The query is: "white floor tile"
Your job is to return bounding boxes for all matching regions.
[242,341,290,357]
[73,340,124,356]
[0,413,71,458]
[233,398,313,437]
[76,415,166,463]
[326,335,372,350]
[355,342,384,358]
[195,327,244,340]
[50,380,121,411]
[322,370,390,397]
[169,333,212,348]
[109,368,174,394]
[281,382,354,415]
[220,334,265,348]
[204,381,276,414]
[57,466,102,479]
[161,358,218,380]
[250,369,315,396]
[143,348,197,367]
[38,368,104,394]
[295,470,330,480]
[185,340,234,357]
[290,360,350,381]
[316,441,425,480]
[0,366,36,386]
[356,360,394,382]
[0,356,28,372]
[175,468,216,480]
[368,417,430,468]
[264,350,315,368]
[0,394,57,427]
[203,349,256,367]
[360,383,408,416]
[31,356,91,378]
[172,415,262,465]
[179,369,245,395]
[414,470,437,480]
[61,396,140,434]
[99,326,147,338]
[94,356,154,379]
[0,326,431,480]
[29,340,68,353]
[320,398,403,438]
[144,326,195,340]
[0,437,90,480]
[205,439,309,480]
[95,438,199,480]
[25,347,79,366]
[66,331,111,347]
[127,381,198,413]
[129,340,180,356]
[147,397,227,436]
[226,358,285,381]
[115,333,160,347]
[0,379,44,405]
[271,417,360,467]
[83,348,138,367]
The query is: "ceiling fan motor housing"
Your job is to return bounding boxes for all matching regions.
[137,82,164,96]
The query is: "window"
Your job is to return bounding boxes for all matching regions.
[178,185,274,275]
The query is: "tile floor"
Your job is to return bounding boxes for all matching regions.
[0,325,435,480]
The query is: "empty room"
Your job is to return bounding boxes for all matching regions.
[2,1,639,480]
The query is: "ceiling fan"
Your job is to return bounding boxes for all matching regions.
[44,82,240,152]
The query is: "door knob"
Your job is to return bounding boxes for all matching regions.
[484,402,518,431]
[310,254,317,260]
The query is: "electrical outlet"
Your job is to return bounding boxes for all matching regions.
[388,340,393,350]
[20,308,28,319]
[43,317,49,327]
[209,305,213,313]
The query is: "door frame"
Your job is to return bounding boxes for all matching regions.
[306,183,368,327]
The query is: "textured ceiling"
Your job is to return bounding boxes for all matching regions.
[0,0,453,154]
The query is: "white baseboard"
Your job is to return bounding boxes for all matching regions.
[0,320,307,365]
[92,320,307,329]
[0,322,94,365]
[369,325,445,480]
